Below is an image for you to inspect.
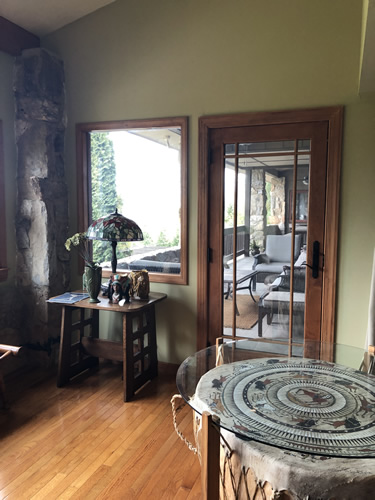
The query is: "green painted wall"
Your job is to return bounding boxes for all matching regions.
[41,0,374,361]
[0,51,16,287]
[337,93,375,346]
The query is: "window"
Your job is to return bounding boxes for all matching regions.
[76,117,188,284]
[0,121,7,281]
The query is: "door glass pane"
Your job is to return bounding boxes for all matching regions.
[237,140,295,155]
[223,158,236,332]
[225,144,235,155]
[298,139,311,152]
[290,154,310,341]
[222,141,311,347]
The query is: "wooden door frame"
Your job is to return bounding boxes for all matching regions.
[197,107,343,351]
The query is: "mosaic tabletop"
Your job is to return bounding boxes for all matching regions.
[194,357,375,457]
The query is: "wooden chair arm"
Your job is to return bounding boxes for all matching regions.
[360,345,375,374]
[0,344,23,357]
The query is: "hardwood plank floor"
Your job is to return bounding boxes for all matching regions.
[0,363,202,499]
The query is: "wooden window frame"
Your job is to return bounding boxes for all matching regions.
[197,107,343,350]
[0,121,8,281]
[76,116,188,285]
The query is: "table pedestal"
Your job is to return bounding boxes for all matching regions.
[194,413,375,500]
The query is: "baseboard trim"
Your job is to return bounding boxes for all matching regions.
[158,361,179,377]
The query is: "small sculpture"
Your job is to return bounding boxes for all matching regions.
[108,280,123,303]
[130,270,149,300]
[108,274,132,303]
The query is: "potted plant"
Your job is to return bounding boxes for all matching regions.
[65,233,102,303]
[250,240,260,256]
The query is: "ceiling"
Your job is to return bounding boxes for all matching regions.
[1,0,374,93]
[0,0,116,37]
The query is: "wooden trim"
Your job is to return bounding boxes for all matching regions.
[0,16,40,56]
[198,106,343,129]
[321,107,344,343]
[76,125,89,240]
[76,117,189,285]
[77,116,187,133]
[197,119,210,347]
[179,116,189,286]
[197,107,343,351]
[75,124,89,276]
[0,122,7,282]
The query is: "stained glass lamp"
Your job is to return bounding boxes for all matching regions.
[86,209,143,273]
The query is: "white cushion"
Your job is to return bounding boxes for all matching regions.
[295,250,307,267]
[266,234,302,262]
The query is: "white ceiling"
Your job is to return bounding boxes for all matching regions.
[0,0,116,37]
[1,0,374,93]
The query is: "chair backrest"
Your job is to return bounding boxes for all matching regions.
[265,233,302,262]
[278,266,306,293]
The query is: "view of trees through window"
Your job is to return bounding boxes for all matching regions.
[89,128,182,270]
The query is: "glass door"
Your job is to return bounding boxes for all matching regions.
[208,122,328,353]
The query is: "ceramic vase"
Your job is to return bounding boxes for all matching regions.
[84,266,102,303]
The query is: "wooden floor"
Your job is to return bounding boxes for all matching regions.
[0,363,202,499]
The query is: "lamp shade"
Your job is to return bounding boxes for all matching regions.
[86,209,143,242]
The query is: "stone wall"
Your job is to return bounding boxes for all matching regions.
[11,48,69,365]
[250,169,266,249]
[266,173,285,227]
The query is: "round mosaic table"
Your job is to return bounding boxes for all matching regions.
[176,340,375,499]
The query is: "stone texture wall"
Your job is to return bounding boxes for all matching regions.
[12,48,69,364]
[250,169,266,249]
[266,173,285,227]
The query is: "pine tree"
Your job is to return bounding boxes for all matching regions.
[91,131,117,220]
[90,132,130,264]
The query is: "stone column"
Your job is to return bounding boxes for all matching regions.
[250,169,266,249]
[14,48,69,360]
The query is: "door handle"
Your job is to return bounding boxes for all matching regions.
[305,241,320,278]
[312,240,319,279]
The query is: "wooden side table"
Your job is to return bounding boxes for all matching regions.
[55,291,167,401]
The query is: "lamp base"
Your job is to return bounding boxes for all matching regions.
[111,240,117,274]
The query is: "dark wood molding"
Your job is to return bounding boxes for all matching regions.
[0,121,8,282]
[197,107,343,351]
[0,16,40,56]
